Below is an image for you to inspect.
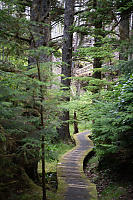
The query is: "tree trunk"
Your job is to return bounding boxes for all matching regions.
[24,161,40,183]
[30,2,51,200]
[58,0,74,141]
[73,80,80,134]
[119,13,130,61]
[29,0,51,64]
[73,111,79,134]
[25,1,51,200]
[92,0,102,80]
[36,59,46,200]
[129,13,133,60]
[41,135,46,200]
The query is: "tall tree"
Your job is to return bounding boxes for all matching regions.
[28,1,51,199]
[58,0,75,140]
[29,0,51,64]
[118,0,131,61]
[92,0,102,80]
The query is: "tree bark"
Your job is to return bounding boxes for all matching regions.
[92,0,102,80]
[58,0,75,141]
[73,111,79,134]
[119,13,130,61]
[129,13,133,60]
[73,80,80,134]
[29,0,51,64]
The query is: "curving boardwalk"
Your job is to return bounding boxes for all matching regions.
[57,131,97,200]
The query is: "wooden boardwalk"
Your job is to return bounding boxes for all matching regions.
[57,131,97,200]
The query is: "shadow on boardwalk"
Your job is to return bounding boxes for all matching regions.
[57,131,97,200]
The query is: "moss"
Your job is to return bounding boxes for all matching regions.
[56,131,97,200]
[0,161,42,200]
[77,132,98,200]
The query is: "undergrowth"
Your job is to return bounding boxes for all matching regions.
[38,141,74,200]
[85,153,133,200]
[38,142,74,173]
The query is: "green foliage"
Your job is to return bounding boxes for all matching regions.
[100,184,126,200]
[76,36,117,62]
[88,156,99,171]
[0,3,64,199]
[69,71,133,162]
[90,74,133,159]
[116,60,133,75]
[38,142,74,173]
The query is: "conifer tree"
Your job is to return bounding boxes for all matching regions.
[57,0,75,140]
[29,1,51,199]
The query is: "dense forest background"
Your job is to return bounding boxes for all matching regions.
[0,0,133,200]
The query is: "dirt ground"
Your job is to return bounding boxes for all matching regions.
[85,161,133,200]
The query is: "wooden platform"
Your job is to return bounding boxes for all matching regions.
[56,131,97,200]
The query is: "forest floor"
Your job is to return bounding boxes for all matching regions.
[84,156,133,200]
